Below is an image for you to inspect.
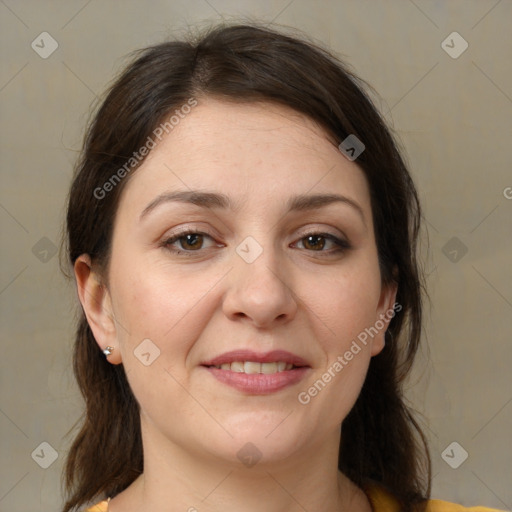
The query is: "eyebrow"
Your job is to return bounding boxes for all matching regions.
[139,190,366,224]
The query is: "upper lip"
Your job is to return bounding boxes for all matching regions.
[201,349,310,367]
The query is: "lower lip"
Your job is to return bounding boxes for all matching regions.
[203,366,310,394]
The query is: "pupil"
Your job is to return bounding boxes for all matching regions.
[306,235,324,250]
[184,234,202,249]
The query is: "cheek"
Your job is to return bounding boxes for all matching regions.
[295,323,373,436]
[312,263,382,351]
[109,263,221,364]
[108,265,221,429]
[298,261,381,419]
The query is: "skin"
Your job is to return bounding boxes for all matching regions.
[75,99,397,512]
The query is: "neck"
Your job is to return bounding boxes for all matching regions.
[109,423,371,512]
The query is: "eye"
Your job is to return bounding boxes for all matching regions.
[162,230,219,255]
[293,232,350,255]
[160,228,350,258]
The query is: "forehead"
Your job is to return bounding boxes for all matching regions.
[117,99,371,218]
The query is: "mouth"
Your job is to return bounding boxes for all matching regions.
[201,350,310,394]
[201,349,309,371]
[205,361,300,374]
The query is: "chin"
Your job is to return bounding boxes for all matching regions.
[222,420,307,462]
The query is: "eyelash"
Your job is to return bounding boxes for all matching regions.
[161,229,351,258]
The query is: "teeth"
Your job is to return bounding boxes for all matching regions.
[277,362,287,372]
[261,362,277,374]
[244,361,261,374]
[230,361,245,373]
[213,361,296,374]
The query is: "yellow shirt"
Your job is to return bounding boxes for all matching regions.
[85,485,506,511]
[365,484,506,511]
[85,502,108,512]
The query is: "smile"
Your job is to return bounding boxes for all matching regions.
[208,361,296,374]
[204,365,309,394]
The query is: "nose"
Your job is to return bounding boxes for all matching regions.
[222,243,298,328]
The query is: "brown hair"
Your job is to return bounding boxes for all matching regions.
[62,22,430,511]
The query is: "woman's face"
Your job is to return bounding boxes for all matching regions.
[87,99,396,468]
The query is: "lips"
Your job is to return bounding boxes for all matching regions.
[201,349,309,368]
[201,349,310,394]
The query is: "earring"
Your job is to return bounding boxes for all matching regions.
[103,346,114,356]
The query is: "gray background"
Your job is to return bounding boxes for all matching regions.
[0,1,511,510]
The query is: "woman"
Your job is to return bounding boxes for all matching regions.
[62,23,502,512]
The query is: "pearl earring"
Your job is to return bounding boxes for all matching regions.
[103,346,114,356]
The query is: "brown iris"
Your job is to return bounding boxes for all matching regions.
[180,233,204,250]
[302,235,326,251]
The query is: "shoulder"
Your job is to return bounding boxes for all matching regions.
[85,493,506,512]
[366,484,506,512]
[425,499,507,512]
[84,501,109,512]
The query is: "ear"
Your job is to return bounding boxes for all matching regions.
[74,254,122,364]
[370,278,398,357]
